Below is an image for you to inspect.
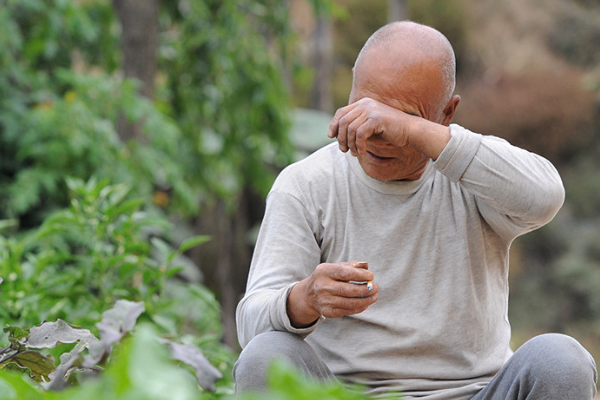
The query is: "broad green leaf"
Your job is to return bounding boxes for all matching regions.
[0,375,17,399]
[117,325,200,400]
[159,339,222,392]
[42,342,87,391]
[85,301,145,367]
[4,350,55,382]
[0,372,44,400]
[96,300,145,346]
[27,320,99,349]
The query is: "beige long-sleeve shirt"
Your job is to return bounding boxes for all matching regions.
[236,124,565,399]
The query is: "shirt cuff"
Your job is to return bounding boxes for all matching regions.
[433,124,482,182]
[269,283,324,338]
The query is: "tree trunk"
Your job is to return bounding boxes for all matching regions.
[309,14,333,113]
[113,0,160,142]
[191,191,263,350]
[215,200,240,349]
[388,0,408,23]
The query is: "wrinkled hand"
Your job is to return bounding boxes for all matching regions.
[327,97,415,156]
[287,261,379,328]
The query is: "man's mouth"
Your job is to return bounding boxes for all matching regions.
[366,151,394,162]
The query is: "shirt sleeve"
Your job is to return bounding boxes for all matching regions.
[434,124,565,240]
[236,188,324,348]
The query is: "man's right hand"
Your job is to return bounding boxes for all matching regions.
[286,261,378,328]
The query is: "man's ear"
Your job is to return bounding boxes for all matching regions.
[441,95,461,126]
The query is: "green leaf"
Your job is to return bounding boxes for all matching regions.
[95,300,145,347]
[27,320,100,349]
[0,220,18,233]
[43,342,87,391]
[117,325,200,400]
[159,339,222,392]
[3,327,28,350]
[105,198,144,219]
[0,372,44,400]
[150,237,171,261]
[177,235,211,253]
[0,375,18,399]
[85,301,145,367]
[4,351,55,382]
[3,326,29,342]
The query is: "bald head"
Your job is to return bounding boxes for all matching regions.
[353,21,456,112]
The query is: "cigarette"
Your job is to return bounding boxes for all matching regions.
[353,262,373,291]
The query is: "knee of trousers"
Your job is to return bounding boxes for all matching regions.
[517,333,598,391]
[233,331,314,385]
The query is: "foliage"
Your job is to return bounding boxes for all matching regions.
[1,0,308,224]
[0,323,227,400]
[0,300,144,387]
[546,2,600,68]
[0,300,222,394]
[0,0,197,226]
[238,361,382,400]
[0,179,236,396]
[0,178,209,330]
[158,0,296,202]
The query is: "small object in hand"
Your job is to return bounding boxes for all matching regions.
[353,262,373,291]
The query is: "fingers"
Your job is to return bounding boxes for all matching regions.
[309,262,378,319]
[319,294,378,319]
[314,282,378,319]
[325,261,373,282]
[328,104,362,154]
[327,99,381,155]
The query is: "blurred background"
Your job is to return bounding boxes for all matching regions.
[1,0,599,395]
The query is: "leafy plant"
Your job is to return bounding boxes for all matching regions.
[0,300,146,387]
[0,0,198,226]
[0,178,208,330]
[0,302,224,399]
[237,360,386,400]
[159,0,296,203]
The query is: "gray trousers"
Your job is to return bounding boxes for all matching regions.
[234,331,598,399]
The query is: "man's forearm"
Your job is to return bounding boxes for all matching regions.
[408,117,452,161]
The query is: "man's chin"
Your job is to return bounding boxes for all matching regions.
[358,159,426,182]
[358,162,397,181]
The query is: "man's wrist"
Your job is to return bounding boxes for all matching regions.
[286,281,321,328]
[409,118,451,160]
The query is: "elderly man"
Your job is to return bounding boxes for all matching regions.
[234,21,598,399]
